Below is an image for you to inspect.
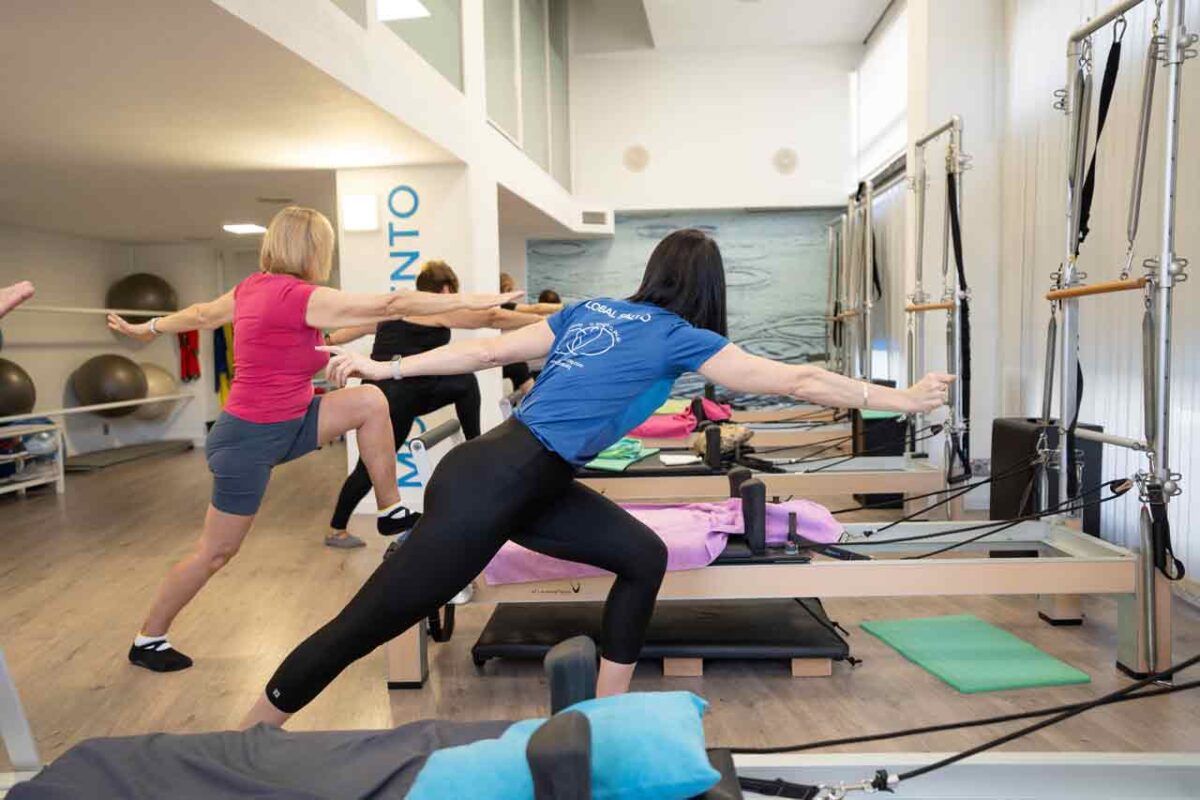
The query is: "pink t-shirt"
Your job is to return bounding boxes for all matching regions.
[223,273,329,423]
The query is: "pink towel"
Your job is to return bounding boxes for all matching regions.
[629,410,696,439]
[627,399,733,439]
[483,498,840,585]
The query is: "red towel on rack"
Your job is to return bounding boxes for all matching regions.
[178,331,201,382]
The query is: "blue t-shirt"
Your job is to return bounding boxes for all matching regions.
[514,298,729,466]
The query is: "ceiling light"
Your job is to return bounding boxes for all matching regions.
[223,223,267,235]
[341,194,380,232]
[377,0,431,21]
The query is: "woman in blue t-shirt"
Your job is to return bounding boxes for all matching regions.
[242,229,952,726]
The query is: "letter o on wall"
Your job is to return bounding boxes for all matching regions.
[388,185,419,218]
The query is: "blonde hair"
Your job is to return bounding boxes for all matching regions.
[259,206,334,283]
[416,260,460,293]
[499,272,515,293]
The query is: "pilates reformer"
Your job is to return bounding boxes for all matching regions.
[2,638,746,800]
[383,418,1149,688]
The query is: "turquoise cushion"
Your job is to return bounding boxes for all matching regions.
[407,691,719,800]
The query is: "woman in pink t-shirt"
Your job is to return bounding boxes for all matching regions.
[107,206,516,673]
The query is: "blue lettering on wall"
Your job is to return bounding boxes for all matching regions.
[395,417,429,488]
[387,185,420,286]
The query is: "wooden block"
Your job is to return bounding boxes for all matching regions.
[1038,594,1084,625]
[662,657,704,677]
[791,658,833,678]
[385,624,427,688]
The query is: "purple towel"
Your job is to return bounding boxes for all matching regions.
[483,498,840,585]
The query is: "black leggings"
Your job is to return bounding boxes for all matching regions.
[329,374,482,530]
[267,418,668,713]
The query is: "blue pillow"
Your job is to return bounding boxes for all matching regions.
[407,691,719,800]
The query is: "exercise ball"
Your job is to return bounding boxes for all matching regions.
[106,273,179,323]
[71,354,147,417]
[132,363,179,420]
[0,358,35,416]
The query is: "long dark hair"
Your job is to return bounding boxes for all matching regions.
[628,228,728,336]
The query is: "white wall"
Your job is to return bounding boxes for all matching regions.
[852,6,908,178]
[0,226,217,453]
[998,0,1200,577]
[499,231,528,294]
[569,47,859,210]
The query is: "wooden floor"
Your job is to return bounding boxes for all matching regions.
[1,443,1198,769]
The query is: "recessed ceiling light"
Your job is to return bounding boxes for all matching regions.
[377,0,430,21]
[223,223,267,235]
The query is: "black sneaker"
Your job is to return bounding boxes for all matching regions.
[128,640,193,672]
[377,505,421,536]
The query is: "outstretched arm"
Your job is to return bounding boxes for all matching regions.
[698,343,952,414]
[324,324,377,346]
[107,290,235,342]
[320,321,556,386]
[305,287,522,329]
[407,307,545,331]
[0,281,34,318]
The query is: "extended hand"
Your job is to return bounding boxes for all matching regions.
[0,280,34,318]
[317,345,383,387]
[904,372,955,413]
[106,313,156,343]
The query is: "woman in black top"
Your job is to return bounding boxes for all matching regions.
[324,261,541,547]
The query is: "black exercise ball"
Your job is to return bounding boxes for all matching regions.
[72,354,147,417]
[106,273,179,323]
[0,358,35,416]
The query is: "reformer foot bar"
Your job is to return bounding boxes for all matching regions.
[1044,0,1192,679]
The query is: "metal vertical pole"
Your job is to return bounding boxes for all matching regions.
[845,198,859,377]
[826,223,839,374]
[863,180,875,382]
[908,152,928,454]
[839,212,851,376]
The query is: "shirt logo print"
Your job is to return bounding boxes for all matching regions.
[548,322,619,370]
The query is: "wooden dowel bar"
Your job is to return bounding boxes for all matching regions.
[1045,277,1147,301]
[827,310,862,321]
[905,301,955,313]
[0,394,193,425]
[13,305,179,317]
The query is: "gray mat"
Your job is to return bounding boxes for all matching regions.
[65,440,193,472]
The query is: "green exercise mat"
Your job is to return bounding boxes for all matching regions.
[861,614,1091,694]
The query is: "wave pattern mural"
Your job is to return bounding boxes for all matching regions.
[527,209,839,405]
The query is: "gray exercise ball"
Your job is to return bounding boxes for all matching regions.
[0,358,35,416]
[106,273,179,323]
[131,363,179,420]
[71,354,147,417]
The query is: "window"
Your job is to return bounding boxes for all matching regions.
[381,0,464,92]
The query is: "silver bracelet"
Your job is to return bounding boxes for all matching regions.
[390,357,403,380]
[148,317,161,335]
[862,382,869,408]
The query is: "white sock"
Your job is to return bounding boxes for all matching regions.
[377,500,408,517]
[134,633,171,650]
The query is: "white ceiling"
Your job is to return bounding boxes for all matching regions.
[641,0,891,50]
[0,0,452,243]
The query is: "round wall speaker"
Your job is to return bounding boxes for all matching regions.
[773,147,798,175]
[623,145,650,173]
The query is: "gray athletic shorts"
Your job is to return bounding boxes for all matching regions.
[205,397,322,516]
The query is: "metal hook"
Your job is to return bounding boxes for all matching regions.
[1115,14,1127,43]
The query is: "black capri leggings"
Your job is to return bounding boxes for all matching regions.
[267,418,668,713]
[329,374,482,530]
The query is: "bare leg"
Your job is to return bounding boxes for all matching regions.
[317,385,400,511]
[0,280,34,318]
[596,658,637,697]
[241,693,291,729]
[141,506,254,637]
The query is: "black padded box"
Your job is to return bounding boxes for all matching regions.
[472,599,849,667]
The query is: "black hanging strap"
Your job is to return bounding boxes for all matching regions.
[946,170,972,483]
[1076,38,1123,252]
[1145,484,1186,581]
